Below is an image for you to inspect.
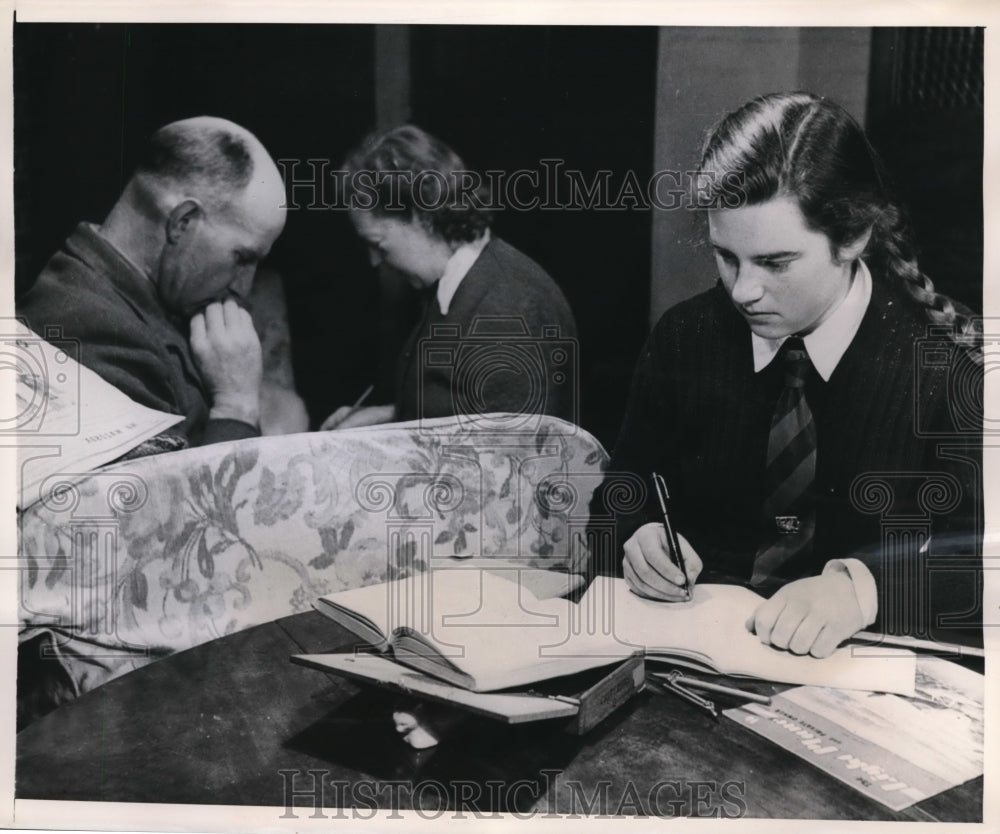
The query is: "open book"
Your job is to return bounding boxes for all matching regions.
[13,324,183,507]
[314,569,915,695]
[580,577,915,696]
[314,567,633,692]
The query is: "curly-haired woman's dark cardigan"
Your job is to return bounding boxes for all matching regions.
[394,237,578,425]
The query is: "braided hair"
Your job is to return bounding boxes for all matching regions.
[695,92,981,357]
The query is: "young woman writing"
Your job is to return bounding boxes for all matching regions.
[598,92,982,657]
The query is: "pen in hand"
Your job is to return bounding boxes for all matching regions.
[321,383,375,431]
[652,472,690,599]
[346,383,375,416]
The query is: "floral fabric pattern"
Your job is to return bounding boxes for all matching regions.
[19,414,608,699]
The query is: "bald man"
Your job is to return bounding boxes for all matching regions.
[19,117,287,447]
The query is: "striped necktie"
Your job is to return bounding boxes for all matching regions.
[750,336,817,589]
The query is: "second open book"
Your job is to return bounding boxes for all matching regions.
[314,567,915,695]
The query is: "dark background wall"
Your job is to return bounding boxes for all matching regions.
[13,24,983,450]
[867,27,984,313]
[408,25,656,445]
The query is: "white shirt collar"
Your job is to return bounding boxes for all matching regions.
[752,259,873,380]
[436,229,491,315]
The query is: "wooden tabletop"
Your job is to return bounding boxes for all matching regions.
[15,611,983,820]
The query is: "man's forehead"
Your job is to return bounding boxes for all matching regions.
[222,178,285,239]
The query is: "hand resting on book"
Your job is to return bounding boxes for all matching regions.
[625,521,866,660]
[745,570,865,659]
[623,522,703,601]
[308,571,913,695]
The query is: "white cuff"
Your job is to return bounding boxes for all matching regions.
[823,558,878,626]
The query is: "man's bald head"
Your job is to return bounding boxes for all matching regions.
[103,117,287,317]
[134,116,277,211]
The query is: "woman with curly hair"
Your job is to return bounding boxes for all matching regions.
[323,125,577,430]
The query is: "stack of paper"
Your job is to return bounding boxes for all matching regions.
[724,657,983,810]
[12,326,183,507]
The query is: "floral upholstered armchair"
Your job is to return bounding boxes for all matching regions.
[18,414,613,720]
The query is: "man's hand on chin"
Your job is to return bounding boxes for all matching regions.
[190,298,263,426]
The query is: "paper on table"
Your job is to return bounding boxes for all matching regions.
[724,657,983,810]
[12,326,183,507]
[580,577,915,695]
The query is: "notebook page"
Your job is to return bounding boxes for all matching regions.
[581,577,914,695]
